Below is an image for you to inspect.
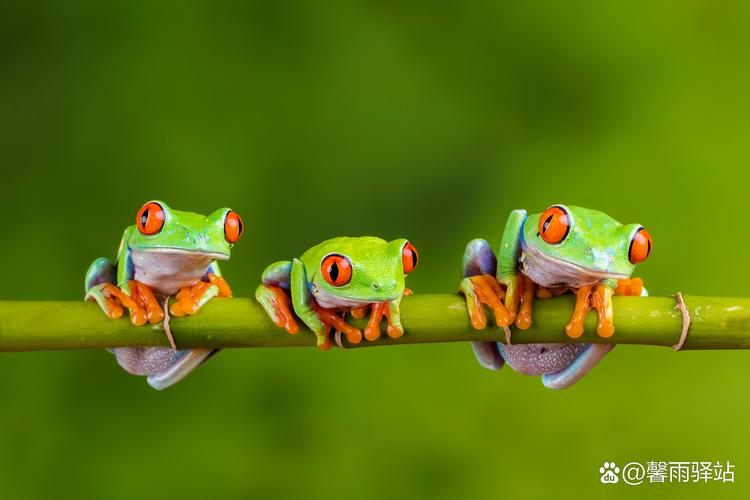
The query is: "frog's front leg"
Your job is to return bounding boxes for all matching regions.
[364,297,405,341]
[290,258,362,350]
[564,282,616,339]
[384,297,405,339]
[170,271,231,317]
[85,257,162,326]
[459,239,511,329]
[255,260,299,334]
[460,238,505,370]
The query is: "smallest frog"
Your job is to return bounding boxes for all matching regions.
[256,237,418,350]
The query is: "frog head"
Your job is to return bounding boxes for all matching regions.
[128,200,244,260]
[302,236,418,306]
[521,204,652,287]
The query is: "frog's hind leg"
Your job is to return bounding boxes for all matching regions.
[108,347,215,390]
[255,260,299,334]
[541,344,614,390]
[461,239,505,370]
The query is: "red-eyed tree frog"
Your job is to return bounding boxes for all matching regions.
[461,205,652,389]
[255,237,418,350]
[84,201,244,390]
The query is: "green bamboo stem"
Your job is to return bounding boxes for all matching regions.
[0,294,748,352]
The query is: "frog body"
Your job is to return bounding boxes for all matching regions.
[461,205,652,389]
[256,236,418,350]
[85,201,243,390]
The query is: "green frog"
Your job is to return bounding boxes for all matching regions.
[84,200,244,389]
[255,237,418,350]
[461,205,652,389]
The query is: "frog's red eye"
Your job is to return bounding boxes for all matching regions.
[402,242,418,274]
[538,205,570,244]
[136,202,165,235]
[321,254,352,286]
[629,227,652,264]
[224,210,244,244]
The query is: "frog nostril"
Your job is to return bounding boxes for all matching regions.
[372,282,380,290]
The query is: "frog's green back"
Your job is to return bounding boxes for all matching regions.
[299,236,409,302]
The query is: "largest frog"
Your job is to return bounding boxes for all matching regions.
[460,205,652,389]
[84,200,244,390]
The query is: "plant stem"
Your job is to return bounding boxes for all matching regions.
[0,295,747,352]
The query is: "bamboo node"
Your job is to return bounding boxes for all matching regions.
[672,292,691,351]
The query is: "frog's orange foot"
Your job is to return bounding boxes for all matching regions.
[364,302,387,341]
[564,284,615,339]
[382,303,404,339]
[88,282,151,326]
[591,284,615,338]
[515,275,536,330]
[313,306,362,348]
[207,273,233,297]
[459,274,512,329]
[258,285,299,334]
[614,277,643,297]
[565,285,593,339]
[128,281,165,325]
[351,306,368,319]
[170,280,215,317]
[86,283,125,319]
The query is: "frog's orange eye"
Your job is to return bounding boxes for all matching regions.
[224,210,244,244]
[538,205,570,244]
[629,227,652,264]
[402,242,418,274]
[321,254,352,286]
[136,202,165,235]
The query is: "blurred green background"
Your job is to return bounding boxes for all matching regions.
[1,1,749,498]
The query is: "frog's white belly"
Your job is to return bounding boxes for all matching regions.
[130,248,223,296]
[519,242,628,288]
[311,284,399,309]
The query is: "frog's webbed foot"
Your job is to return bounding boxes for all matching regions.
[312,305,363,350]
[86,283,127,320]
[461,238,509,366]
[129,281,165,325]
[460,274,512,329]
[514,275,536,330]
[363,300,405,342]
[86,281,163,326]
[255,284,299,334]
[364,302,387,341]
[564,283,615,339]
[614,277,644,297]
[170,273,230,317]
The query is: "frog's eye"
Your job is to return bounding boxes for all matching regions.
[136,202,165,235]
[538,205,570,244]
[629,227,653,264]
[402,242,419,274]
[321,254,352,286]
[224,210,244,244]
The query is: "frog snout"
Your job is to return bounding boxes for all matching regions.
[188,231,209,249]
[372,279,397,292]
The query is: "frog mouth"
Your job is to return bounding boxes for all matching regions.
[139,247,230,260]
[520,243,628,287]
[311,284,400,308]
